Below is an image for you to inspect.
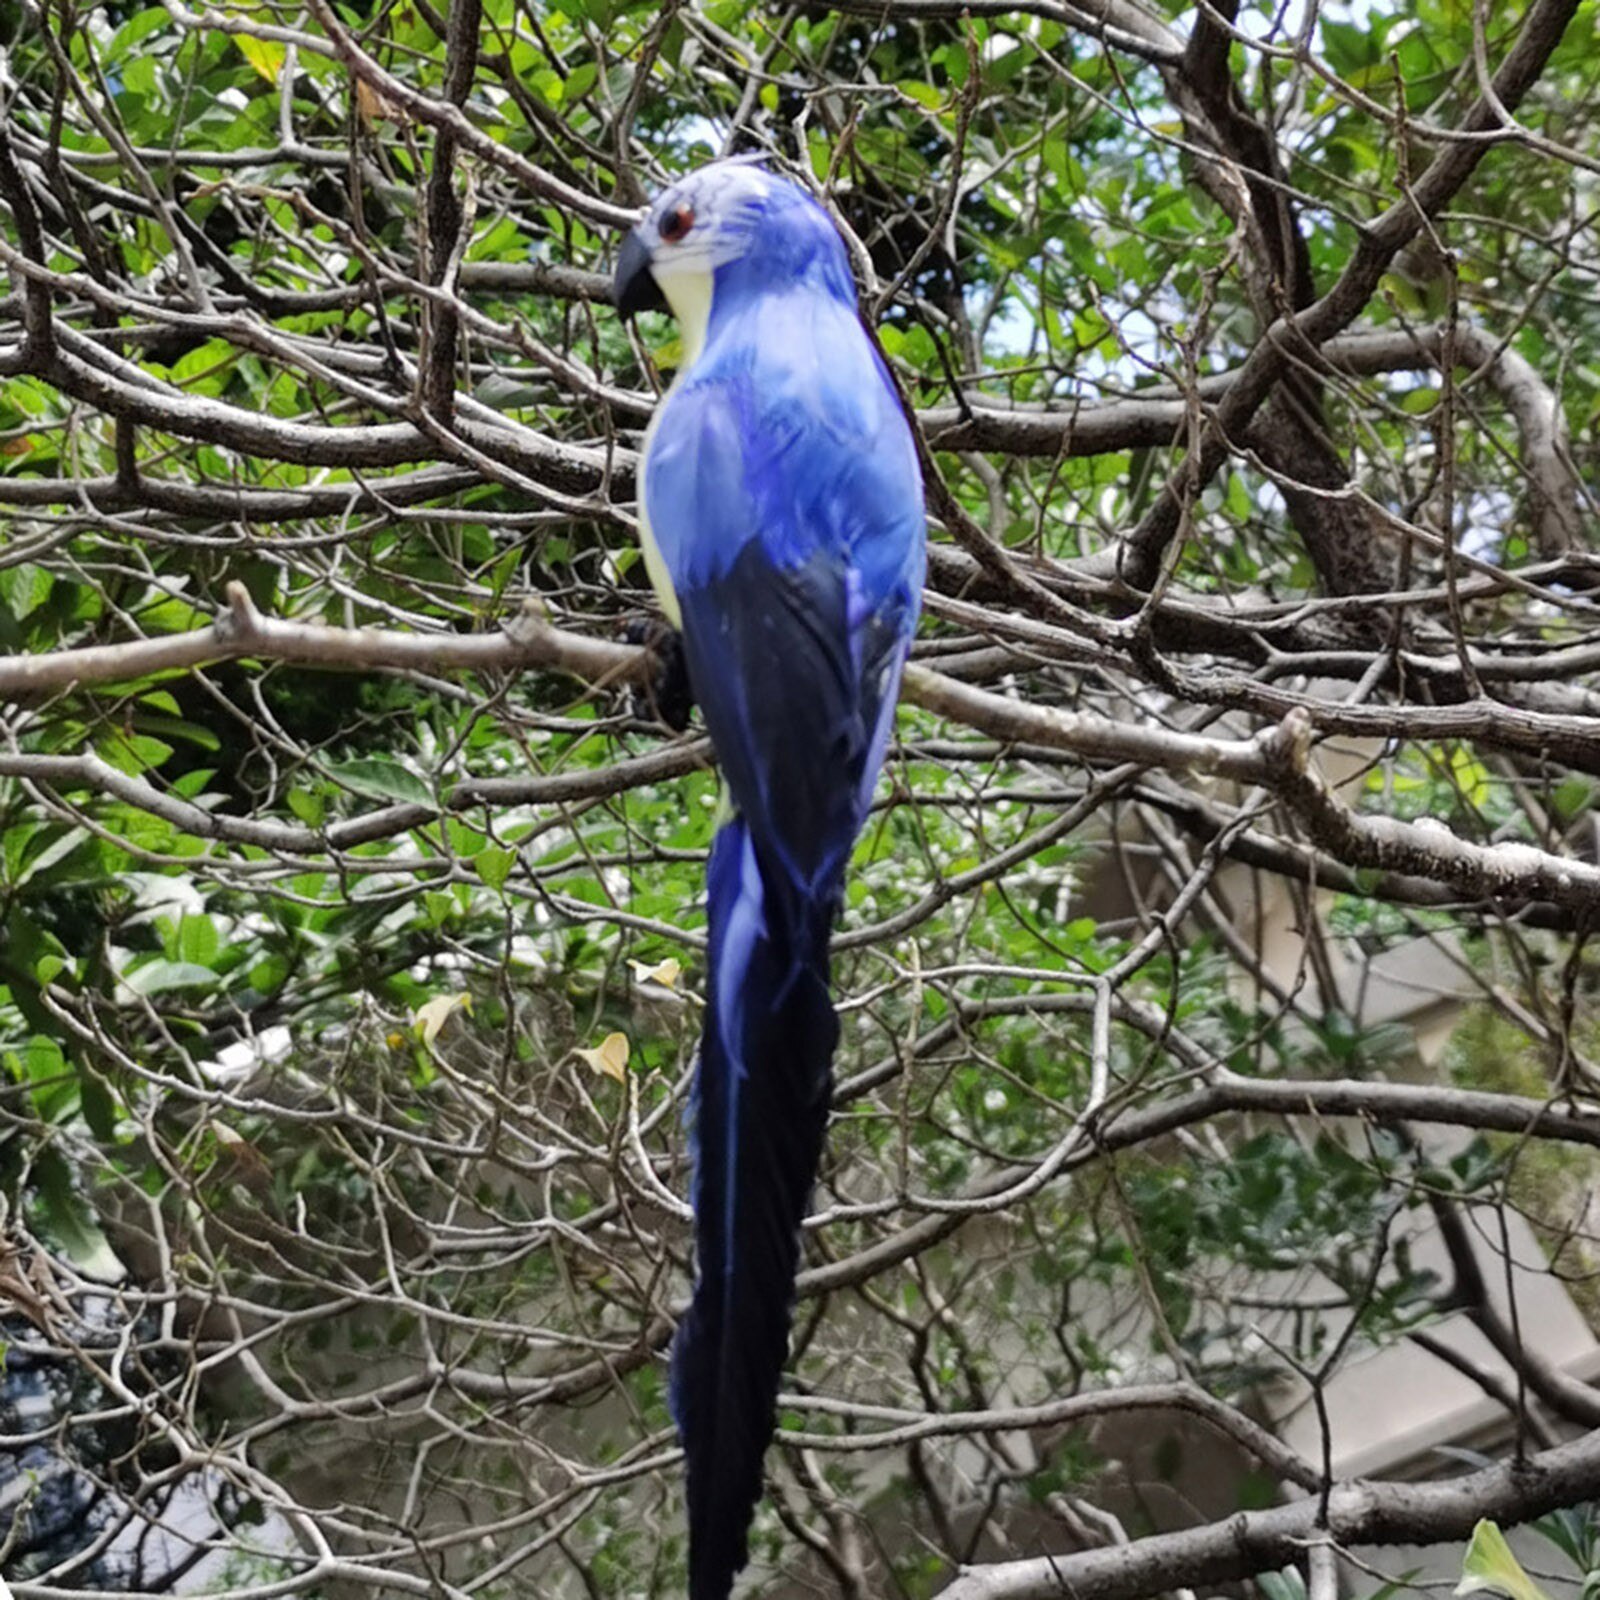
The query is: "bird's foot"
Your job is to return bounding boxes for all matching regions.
[623,617,694,732]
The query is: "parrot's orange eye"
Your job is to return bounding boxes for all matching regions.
[659,203,696,244]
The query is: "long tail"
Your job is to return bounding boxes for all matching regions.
[671,813,839,1600]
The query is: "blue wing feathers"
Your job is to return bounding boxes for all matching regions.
[643,234,923,1600]
[680,548,861,892]
[645,293,924,604]
[669,815,836,1600]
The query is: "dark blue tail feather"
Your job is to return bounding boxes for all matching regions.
[671,816,838,1600]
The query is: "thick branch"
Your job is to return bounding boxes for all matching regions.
[922,324,1584,556]
[9,599,1600,919]
[0,741,710,855]
[1116,0,1582,588]
[938,1424,1600,1600]
[0,583,636,697]
[419,0,483,420]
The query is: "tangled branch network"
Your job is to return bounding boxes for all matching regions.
[1,0,1599,1596]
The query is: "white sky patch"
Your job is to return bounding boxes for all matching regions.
[1461,488,1516,564]
[1230,0,1381,44]
[982,292,1037,357]
[672,113,725,159]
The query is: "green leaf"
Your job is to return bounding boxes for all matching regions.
[476,847,516,889]
[174,912,221,967]
[0,564,53,620]
[170,338,238,390]
[528,67,564,105]
[79,1070,119,1142]
[33,1147,119,1276]
[235,33,286,84]
[123,959,222,996]
[287,787,325,826]
[1458,1521,1553,1600]
[11,1033,65,1087]
[122,55,159,98]
[897,80,945,110]
[13,826,90,887]
[107,6,175,59]
[137,594,207,634]
[1553,777,1598,820]
[1259,1570,1307,1600]
[332,760,433,807]
[98,733,175,775]
[134,714,222,752]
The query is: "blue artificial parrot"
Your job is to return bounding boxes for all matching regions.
[614,161,925,1599]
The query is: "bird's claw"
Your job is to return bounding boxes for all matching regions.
[624,617,694,732]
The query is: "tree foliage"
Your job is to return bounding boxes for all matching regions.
[2,0,1600,1595]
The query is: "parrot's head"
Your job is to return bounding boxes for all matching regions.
[613,161,855,365]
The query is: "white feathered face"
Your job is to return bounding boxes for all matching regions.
[613,162,783,353]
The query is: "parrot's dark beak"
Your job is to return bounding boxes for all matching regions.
[614,230,667,317]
